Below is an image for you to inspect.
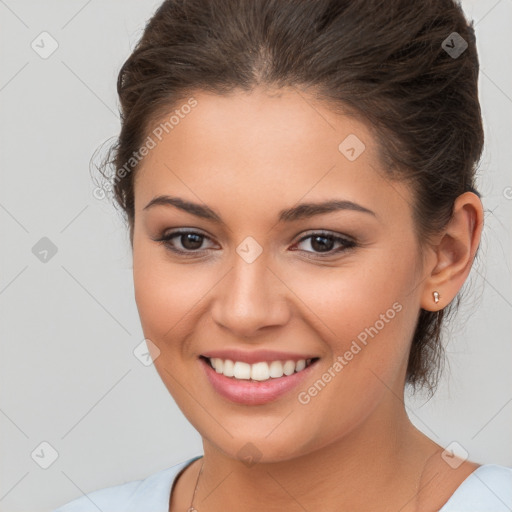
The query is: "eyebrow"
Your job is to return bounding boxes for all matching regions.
[143,195,376,223]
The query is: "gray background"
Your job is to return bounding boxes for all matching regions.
[0,1,511,510]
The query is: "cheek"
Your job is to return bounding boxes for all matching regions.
[133,243,184,338]
[285,246,420,378]
[286,257,418,444]
[132,243,218,352]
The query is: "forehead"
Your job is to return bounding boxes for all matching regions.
[133,87,411,224]
[142,87,377,166]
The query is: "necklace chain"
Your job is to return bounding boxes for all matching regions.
[187,458,204,511]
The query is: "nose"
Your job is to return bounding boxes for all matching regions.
[211,252,291,339]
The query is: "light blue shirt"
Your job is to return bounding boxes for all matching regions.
[52,458,512,511]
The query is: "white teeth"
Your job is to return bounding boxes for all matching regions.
[213,358,223,374]
[233,361,251,379]
[222,359,234,377]
[208,357,313,381]
[295,359,306,372]
[269,360,284,378]
[251,362,269,381]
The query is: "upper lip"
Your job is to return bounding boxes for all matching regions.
[200,349,319,364]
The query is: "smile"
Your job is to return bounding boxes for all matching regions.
[199,356,320,405]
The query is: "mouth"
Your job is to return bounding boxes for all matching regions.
[198,355,321,405]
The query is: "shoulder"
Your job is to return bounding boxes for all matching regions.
[51,477,142,512]
[441,464,512,511]
[51,457,199,512]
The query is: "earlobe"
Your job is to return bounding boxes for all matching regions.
[421,192,484,312]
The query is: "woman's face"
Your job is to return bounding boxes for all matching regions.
[132,87,427,462]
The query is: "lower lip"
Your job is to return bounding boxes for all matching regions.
[199,357,319,405]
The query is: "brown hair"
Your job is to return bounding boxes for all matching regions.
[96,0,484,394]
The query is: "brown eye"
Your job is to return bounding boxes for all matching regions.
[155,230,216,255]
[178,232,204,251]
[292,231,356,258]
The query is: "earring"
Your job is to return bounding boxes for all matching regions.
[433,291,440,304]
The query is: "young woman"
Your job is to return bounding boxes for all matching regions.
[54,0,511,510]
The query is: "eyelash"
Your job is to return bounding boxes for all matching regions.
[154,229,357,259]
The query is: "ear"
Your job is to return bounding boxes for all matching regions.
[420,192,484,311]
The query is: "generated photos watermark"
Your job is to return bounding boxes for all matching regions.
[297,301,403,405]
[93,97,198,200]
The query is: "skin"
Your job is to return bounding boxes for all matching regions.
[131,87,483,512]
